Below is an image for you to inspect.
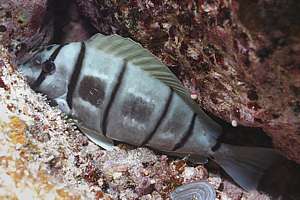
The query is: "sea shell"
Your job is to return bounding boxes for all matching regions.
[170,181,216,200]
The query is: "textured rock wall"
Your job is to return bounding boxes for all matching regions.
[75,0,300,163]
[1,0,300,199]
[0,0,52,59]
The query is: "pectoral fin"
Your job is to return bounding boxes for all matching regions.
[187,154,209,164]
[77,124,115,151]
[160,150,208,164]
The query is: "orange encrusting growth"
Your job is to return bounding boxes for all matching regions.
[9,117,27,144]
[0,116,81,200]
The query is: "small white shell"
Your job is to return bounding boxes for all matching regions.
[231,120,238,127]
[170,181,216,200]
[190,94,198,100]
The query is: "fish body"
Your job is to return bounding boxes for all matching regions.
[19,34,282,191]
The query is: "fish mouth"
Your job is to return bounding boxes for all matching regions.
[17,65,35,86]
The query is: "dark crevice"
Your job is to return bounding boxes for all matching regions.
[47,0,97,44]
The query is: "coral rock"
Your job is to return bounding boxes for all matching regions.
[0,0,51,58]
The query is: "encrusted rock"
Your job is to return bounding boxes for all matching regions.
[0,0,51,58]
[1,0,300,199]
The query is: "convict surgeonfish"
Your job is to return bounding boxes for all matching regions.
[19,33,282,191]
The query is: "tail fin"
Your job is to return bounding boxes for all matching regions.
[212,143,283,191]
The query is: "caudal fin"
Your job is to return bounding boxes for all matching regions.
[212,143,283,191]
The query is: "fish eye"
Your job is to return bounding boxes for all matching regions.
[42,60,56,74]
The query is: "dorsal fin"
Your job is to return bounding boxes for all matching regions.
[86,33,203,113]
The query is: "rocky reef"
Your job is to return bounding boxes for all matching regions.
[0,0,52,58]
[1,0,300,199]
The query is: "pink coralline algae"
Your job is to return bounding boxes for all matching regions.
[0,0,51,58]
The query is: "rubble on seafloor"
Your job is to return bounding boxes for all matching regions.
[0,47,274,199]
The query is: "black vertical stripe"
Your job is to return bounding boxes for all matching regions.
[172,113,197,151]
[66,42,86,109]
[48,44,66,62]
[31,44,65,89]
[31,72,47,90]
[140,89,174,146]
[101,61,127,136]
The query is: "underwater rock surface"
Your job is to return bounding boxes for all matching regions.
[0,0,52,58]
[1,1,300,199]
[76,0,300,164]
